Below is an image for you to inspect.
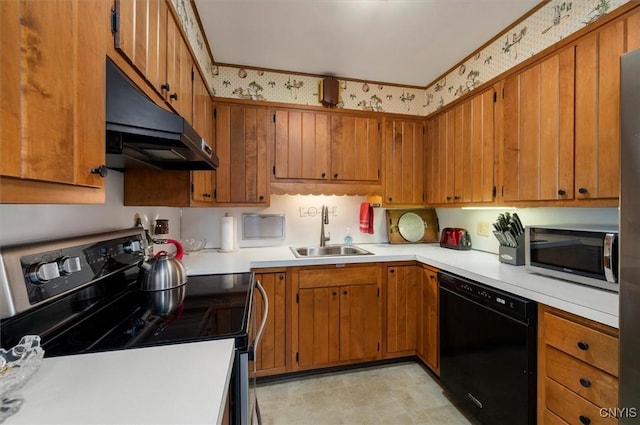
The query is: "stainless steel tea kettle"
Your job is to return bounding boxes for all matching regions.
[138,239,187,291]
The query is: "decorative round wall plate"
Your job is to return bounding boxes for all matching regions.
[397,212,425,242]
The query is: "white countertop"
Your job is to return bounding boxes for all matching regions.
[6,339,235,425]
[183,244,619,328]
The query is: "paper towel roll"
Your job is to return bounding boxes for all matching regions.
[220,213,236,252]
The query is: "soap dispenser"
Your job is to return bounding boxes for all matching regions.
[344,228,353,246]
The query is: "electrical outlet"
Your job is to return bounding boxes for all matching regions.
[477,221,491,237]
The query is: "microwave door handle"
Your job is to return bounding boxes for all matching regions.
[604,233,615,283]
[253,279,269,351]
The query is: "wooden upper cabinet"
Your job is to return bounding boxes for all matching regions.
[114,0,191,118]
[165,12,193,119]
[574,20,624,200]
[0,0,107,203]
[214,103,271,205]
[330,115,381,182]
[274,109,330,180]
[114,0,167,98]
[503,47,575,202]
[383,118,425,206]
[426,87,494,205]
[191,71,214,204]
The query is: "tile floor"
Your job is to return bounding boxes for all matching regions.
[256,362,480,425]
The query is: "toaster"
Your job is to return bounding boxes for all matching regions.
[439,228,472,250]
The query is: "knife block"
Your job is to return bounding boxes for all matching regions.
[499,234,525,265]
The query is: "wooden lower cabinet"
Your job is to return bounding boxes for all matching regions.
[293,264,382,369]
[538,304,619,425]
[418,265,439,374]
[253,270,287,377]
[385,264,419,356]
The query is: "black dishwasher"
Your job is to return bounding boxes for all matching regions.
[439,272,537,425]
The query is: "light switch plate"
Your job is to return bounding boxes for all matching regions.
[477,221,491,237]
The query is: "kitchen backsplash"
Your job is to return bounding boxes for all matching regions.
[0,174,618,255]
[0,172,180,246]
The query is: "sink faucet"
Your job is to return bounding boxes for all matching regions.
[320,205,330,247]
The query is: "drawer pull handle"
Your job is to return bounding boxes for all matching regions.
[579,415,591,425]
[579,378,591,388]
[577,341,589,351]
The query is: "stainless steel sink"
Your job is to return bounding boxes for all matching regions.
[290,245,373,258]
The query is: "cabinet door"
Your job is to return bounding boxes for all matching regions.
[114,0,167,97]
[386,266,418,354]
[298,287,340,367]
[419,267,439,374]
[330,115,381,182]
[503,47,575,201]
[254,272,287,376]
[1,0,106,201]
[575,21,624,200]
[274,110,330,180]
[214,104,270,205]
[191,70,213,204]
[384,119,425,205]
[165,12,192,118]
[340,284,380,362]
[426,111,454,204]
[458,89,495,203]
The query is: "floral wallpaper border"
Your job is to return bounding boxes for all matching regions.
[172,0,629,117]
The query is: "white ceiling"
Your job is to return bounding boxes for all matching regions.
[194,0,541,87]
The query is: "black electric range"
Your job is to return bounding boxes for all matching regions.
[0,228,262,425]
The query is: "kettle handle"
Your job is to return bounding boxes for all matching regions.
[166,239,184,260]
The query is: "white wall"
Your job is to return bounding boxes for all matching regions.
[437,207,619,254]
[0,172,181,246]
[0,174,619,255]
[181,195,388,248]
[182,197,618,253]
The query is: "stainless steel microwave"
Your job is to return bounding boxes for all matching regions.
[525,224,618,292]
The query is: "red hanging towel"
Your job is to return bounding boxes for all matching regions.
[359,203,374,234]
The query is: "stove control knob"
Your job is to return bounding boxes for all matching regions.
[123,240,143,253]
[28,262,61,283]
[58,256,82,275]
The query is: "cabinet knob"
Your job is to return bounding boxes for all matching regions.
[90,165,108,178]
[390,269,395,274]
[332,291,337,296]
[259,195,264,201]
[388,197,393,202]
[577,341,589,351]
[579,378,591,388]
[278,274,284,281]
[578,187,588,194]
[321,172,326,178]
[430,275,436,279]
[161,83,170,91]
[170,93,178,101]
[343,290,348,295]
[557,189,566,196]
[579,415,591,425]
[333,173,338,178]
[446,196,452,201]
[454,196,461,200]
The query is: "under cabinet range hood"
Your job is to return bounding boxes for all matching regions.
[105,58,218,171]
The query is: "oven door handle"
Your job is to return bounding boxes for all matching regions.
[253,279,269,351]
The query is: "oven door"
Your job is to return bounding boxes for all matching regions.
[236,277,268,425]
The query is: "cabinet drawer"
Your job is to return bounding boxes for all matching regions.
[546,346,618,408]
[544,409,570,425]
[543,312,618,376]
[546,378,618,425]
[299,265,380,289]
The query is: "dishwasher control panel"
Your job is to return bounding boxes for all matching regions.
[439,271,534,323]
